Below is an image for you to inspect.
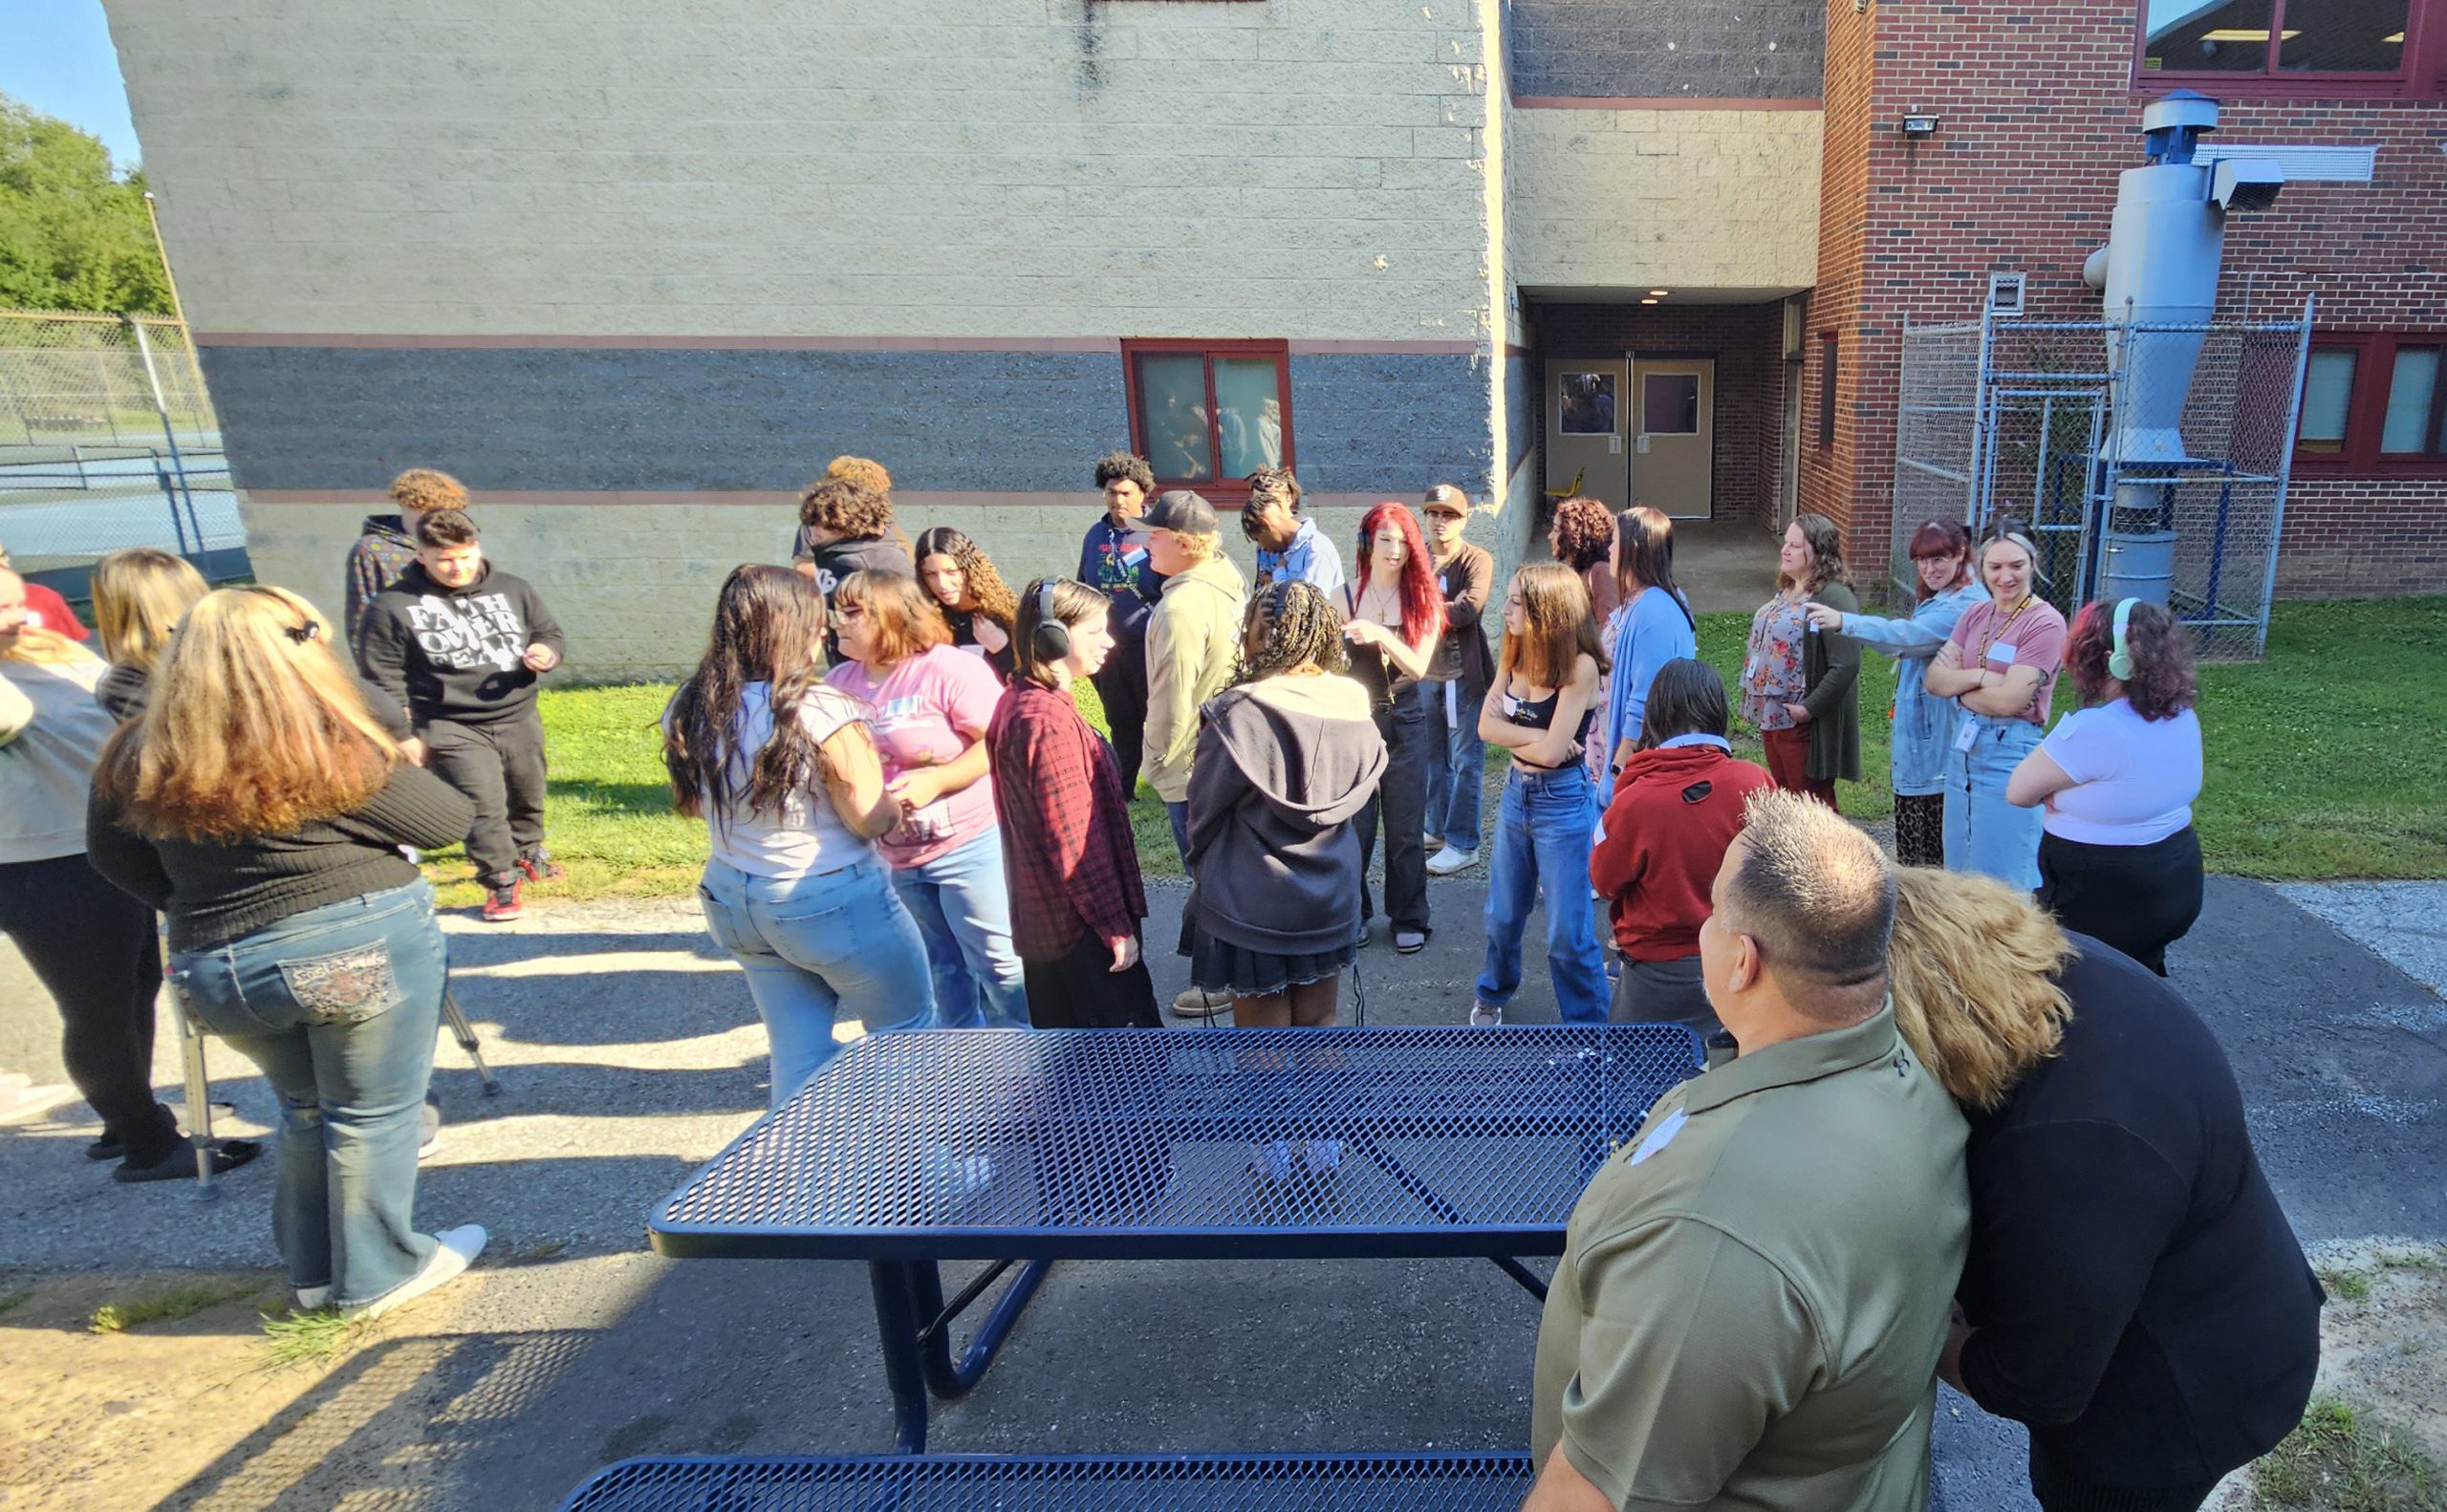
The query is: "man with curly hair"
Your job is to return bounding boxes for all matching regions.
[345,468,466,650]
[1242,466,1343,595]
[1079,450,1164,789]
[791,473,914,649]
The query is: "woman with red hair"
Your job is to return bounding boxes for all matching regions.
[1341,502,1445,954]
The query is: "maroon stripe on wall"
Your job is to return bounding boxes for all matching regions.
[1510,96,1822,110]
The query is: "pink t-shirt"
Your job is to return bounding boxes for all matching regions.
[825,644,1004,868]
[1945,597,2067,725]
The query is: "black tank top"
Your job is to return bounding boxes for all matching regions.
[1502,684,1594,769]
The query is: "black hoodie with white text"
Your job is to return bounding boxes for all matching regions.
[356,560,566,727]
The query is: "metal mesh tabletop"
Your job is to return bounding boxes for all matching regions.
[559,1452,1537,1511]
[650,1025,1700,1261]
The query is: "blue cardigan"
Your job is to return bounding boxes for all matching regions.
[1837,581,1986,797]
[1596,586,1698,807]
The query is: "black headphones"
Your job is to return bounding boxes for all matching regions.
[1030,578,1070,663]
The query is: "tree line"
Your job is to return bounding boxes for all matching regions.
[0,92,172,316]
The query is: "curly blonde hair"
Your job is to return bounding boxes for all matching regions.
[824,455,893,497]
[390,468,468,514]
[1887,867,2075,1112]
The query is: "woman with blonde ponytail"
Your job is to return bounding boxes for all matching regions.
[1,566,229,1183]
[86,586,487,1317]
[1887,868,2322,1512]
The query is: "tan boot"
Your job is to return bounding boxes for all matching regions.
[1172,985,1234,1019]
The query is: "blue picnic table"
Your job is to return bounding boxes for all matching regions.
[645,1024,1702,1453]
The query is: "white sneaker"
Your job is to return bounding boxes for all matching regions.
[1468,1002,1505,1026]
[1426,845,1477,876]
[1251,1140,1294,1182]
[1172,985,1233,1019]
[1301,1138,1344,1174]
[1423,832,1444,850]
[341,1224,487,1320]
[294,1285,330,1311]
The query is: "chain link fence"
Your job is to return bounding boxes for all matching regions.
[0,309,246,589]
[1892,308,2309,660]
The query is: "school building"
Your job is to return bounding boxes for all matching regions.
[102,0,2444,676]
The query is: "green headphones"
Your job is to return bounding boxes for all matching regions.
[2109,597,2138,680]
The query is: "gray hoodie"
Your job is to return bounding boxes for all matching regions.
[1184,672,1387,955]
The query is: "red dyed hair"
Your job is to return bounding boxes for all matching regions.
[1354,502,1444,651]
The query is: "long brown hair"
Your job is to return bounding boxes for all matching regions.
[95,587,397,841]
[1499,562,1609,691]
[1887,868,2075,1112]
[913,527,1018,631]
[1614,506,1693,631]
[1782,512,1851,596]
[91,548,208,675]
[664,565,837,821]
[1011,577,1111,690]
[834,570,951,669]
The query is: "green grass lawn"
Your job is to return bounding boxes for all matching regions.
[421,597,2447,906]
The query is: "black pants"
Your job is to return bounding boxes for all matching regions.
[1023,930,1161,1028]
[1353,686,1431,936]
[0,853,181,1165]
[2028,1437,2221,1512]
[422,710,548,880]
[1610,955,1720,1037]
[2038,826,2203,977]
[1090,635,1150,795]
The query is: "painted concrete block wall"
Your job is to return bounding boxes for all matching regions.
[1508,0,1825,99]
[1505,107,1821,293]
[105,0,1503,345]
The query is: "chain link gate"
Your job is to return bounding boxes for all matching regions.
[1892,304,2309,659]
[0,309,246,591]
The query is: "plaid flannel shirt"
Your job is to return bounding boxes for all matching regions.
[986,680,1147,960]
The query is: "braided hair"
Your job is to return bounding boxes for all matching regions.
[1234,578,1349,684]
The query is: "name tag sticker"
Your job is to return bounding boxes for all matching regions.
[1989,642,2018,666]
[1629,1109,1689,1167]
[1955,719,1980,753]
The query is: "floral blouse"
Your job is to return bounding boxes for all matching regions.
[1742,594,1809,731]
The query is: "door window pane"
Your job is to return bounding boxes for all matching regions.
[1136,354,1211,482]
[1641,374,1700,435]
[2279,0,2409,72]
[2381,346,2439,455]
[2297,348,2356,453]
[1213,357,1283,477]
[2145,0,2272,72]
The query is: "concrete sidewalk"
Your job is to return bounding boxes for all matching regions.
[2,875,2440,1511]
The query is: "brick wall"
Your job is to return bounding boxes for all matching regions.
[1801,0,2447,598]
[1529,300,1790,527]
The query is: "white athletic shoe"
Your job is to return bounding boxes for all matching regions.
[341,1223,487,1320]
[1469,1002,1505,1027]
[294,1285,331,1311]
[1426,845,1477,876]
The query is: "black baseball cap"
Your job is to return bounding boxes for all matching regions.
[1124,489,1219,539]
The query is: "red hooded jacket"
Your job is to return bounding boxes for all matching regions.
[1591,742,1774,961]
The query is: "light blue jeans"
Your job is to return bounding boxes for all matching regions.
[1420,677,1485,853]
[1476,764,1611,1024]
[699,855,933,1107]
[889,830,1029,1029]
[170,881,445,1308]
[1943,715,2046,892]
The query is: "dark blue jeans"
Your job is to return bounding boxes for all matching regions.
[1420,677,1485,853]
[171,882,446,1307]
[1475,764,1610,1024]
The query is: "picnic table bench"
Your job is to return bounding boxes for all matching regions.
[645,1024,1701,1453]
[559,1451,1538,1510]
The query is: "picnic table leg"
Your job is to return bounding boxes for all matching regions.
[866,1260,931,1453]
[906,1257,1054,1399]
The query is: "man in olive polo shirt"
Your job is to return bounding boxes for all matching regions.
[1526,790,1969,1512]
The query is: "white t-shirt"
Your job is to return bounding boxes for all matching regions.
[2040,699,2201,846]
[672,682,870,879]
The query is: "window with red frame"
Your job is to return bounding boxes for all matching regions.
[1123,340,1294,494]
[2140,0,2442,96]
[2294,333,2447,468]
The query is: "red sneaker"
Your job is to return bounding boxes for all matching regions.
[482,875,524,922]
[516,849,565,883]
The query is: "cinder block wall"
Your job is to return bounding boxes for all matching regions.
[107,0,1523,674]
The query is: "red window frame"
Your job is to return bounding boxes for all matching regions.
[1121,339,1296,503]
[2135,0,2446,98]
[2292,331,2447,475]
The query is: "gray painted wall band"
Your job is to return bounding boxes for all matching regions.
[200,345,1495,496]
[1508,0,1824,99]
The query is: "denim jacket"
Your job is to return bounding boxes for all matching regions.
[1839,582,1987,797]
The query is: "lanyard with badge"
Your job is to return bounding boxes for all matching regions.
[1956,597,2033,751]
